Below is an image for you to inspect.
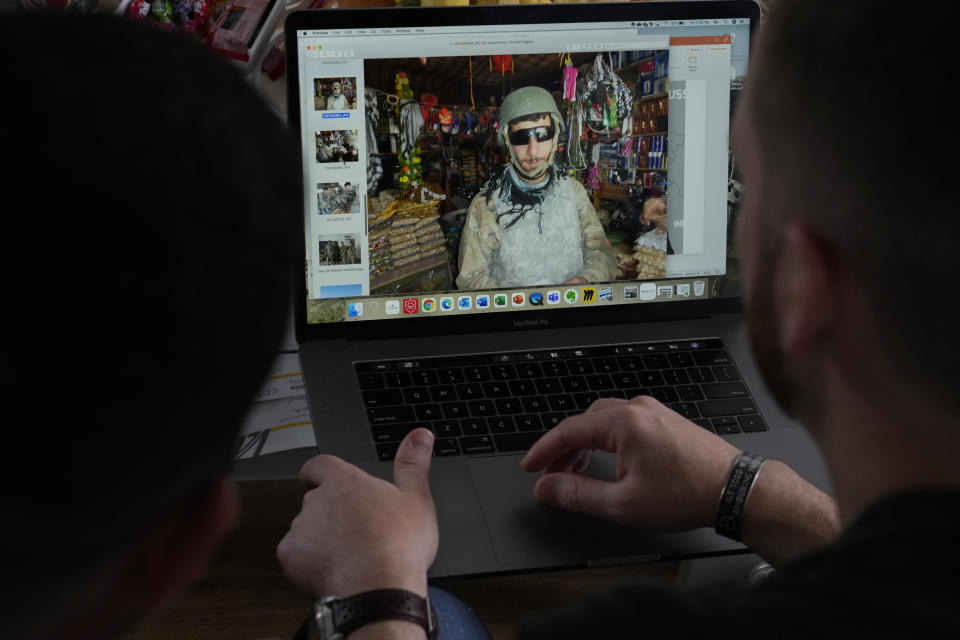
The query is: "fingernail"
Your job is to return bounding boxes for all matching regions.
[410,429,434,452]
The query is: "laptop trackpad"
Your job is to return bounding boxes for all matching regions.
[467,453,647,567]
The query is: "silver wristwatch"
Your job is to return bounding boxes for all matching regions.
[308,589,437,640]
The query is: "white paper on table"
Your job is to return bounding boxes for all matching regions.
[235,395,315,459]
[253,353,304,402]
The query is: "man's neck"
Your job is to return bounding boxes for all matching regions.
[806,360,960,526]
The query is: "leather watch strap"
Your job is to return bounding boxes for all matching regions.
[328,589,437,639]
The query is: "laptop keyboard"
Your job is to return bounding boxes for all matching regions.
[356,338,767,461]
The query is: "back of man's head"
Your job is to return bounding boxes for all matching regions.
[0,10,301,637]
[749,0,959,412]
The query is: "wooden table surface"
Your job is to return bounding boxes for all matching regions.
[126,478,684,640]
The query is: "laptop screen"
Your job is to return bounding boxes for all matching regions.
[288,3,756,329]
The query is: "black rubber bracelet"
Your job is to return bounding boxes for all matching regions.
[715,451,767,541]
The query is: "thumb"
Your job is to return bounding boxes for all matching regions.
[534,472,621,521]
[393,428,434,496]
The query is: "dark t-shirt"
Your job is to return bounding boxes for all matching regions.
[517,491,960,638]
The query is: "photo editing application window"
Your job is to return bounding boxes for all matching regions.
[295,17,751,323]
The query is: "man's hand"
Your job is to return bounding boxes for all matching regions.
[277,428,438,599]
[561,276,588,285]
[522,396,740,531]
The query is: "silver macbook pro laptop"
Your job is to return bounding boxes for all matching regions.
[284,0,829,578]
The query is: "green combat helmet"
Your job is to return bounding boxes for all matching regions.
[499,86,564,179]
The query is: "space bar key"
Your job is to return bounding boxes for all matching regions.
[493,431,545,452]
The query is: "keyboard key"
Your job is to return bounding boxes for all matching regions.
[487,416,516,434]
[468,399,496,417]
[667,352,696,368]
[567,359,594,375]
[586,374,614,391]
[402,387,431,404]
[561,376,588,393]
[713,365,741,382]
[456,383,483,400]
[694,350,733,366]
[687,367,716,384]
[412,370,438,386]
[482,381,511,397]
[460,435,495,454]
[702,381,748,399]
[573,391,600,410]
[434,438,461,456]
[651,387,679,403]
[437,368,465,384]
[464,366,490,382]
[592,357,620,373]
[384,371,412,388]
[617,355,644,371]
[508,380,537,396]
[358,373,385,389]
[362,389,403,407]
[613,372,639,388]
[542,412,566,428]
[432,421,461,437]
[535,378,562,395]
[376,442,400,461]
[371,422,421,443]
[517,362,543,378]
[516,414,543,431]
[442,402,468,419]
[547,394,575,411]
[693,419,714,432]
[521,396,549,413]
[494,431,544,452]
[670,402,701,419]
[643,354,669,369]
[662,369,690,386]
[712,417,741,435]
[676,385,705,401]
[542,360,568,376]
[639,372,665,387]
[490,364,516,380]
[698,398,758,417]
[367,405,415,424]
[739,415,767,432]
[415,404,443,421]
[495,398,523,415]
[430,385,456,402]
[460,418,487,436]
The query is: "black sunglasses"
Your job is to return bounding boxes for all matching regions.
[507,125,555,146]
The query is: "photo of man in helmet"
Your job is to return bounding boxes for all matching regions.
[456,86,617,289]
[325,80,349,110]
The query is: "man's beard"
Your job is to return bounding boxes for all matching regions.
[745,252,798,417]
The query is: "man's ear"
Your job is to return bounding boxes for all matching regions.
[774,222,844,357]
[125,477,241,613]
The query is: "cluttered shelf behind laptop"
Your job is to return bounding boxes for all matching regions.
[126,475,691,640]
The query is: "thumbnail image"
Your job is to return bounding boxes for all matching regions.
[317,181,360,215]
[314,77,357,111]
[316,129,360,164]
[318,234,361,266]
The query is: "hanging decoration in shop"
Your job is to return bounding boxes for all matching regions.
[397,146,423,188]
[490,54,514,75]
[394,72,413,114]
[419,93,438,124]
[363,86,384,191]
[438,107,453,133]
[581,53,633,130]
[562,54,578,102]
